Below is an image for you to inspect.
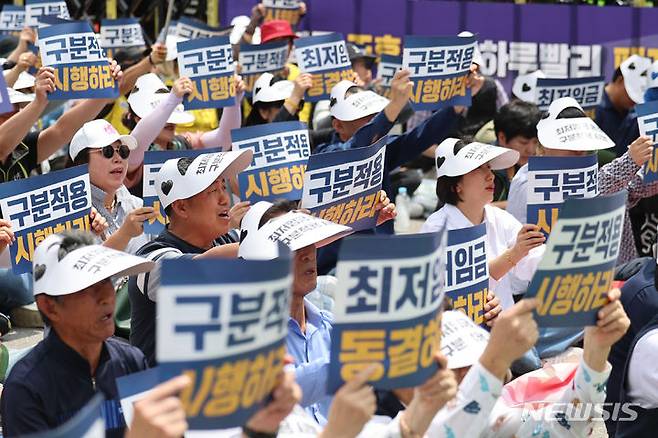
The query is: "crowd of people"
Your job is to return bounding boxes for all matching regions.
[0,2,655,438]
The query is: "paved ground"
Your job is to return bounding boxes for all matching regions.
[3,327,44,351]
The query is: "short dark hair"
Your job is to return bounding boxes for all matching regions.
[435,139,470,206]
[555,107,587,119]
[493,100,541,142]
[612,67,623,83]
[259,200,299,228]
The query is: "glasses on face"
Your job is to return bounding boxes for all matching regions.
[92,144,131,160]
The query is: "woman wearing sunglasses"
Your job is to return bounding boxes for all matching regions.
[69,119,157,254]
[421,138,545,312]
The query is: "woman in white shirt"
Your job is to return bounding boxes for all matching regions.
[421,138,545,309]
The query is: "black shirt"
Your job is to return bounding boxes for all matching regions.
[0,330,148,437]
[129,228,238,365]
[0,131,39,182]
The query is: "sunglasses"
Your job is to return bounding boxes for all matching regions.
[92,144,131,160]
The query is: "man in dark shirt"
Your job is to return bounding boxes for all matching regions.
[595,54,650,158]
[129,150,252,364]
[0,231,154,437]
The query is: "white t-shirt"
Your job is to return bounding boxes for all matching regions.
[420,203,544,309]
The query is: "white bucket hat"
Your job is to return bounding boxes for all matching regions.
[128,73,195,124]
[512,70,546,103]
[537,97,614,151]
[441,310,490,369]
[435,138,519,178]
[155,151,253,209]
[32,234,154,297]
[329,80,389,121]
[69,119,138,161]
[239,209,352,260]
[620,54,652,105]
[252,72,294,104]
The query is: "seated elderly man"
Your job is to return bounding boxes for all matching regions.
[0,231,154,437]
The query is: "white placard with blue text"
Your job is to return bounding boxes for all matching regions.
[0,5,25,33]
[176,16,230,39]
[238,41,289,96]
[535,76,605,111]
[636,99,658,183]
[25,0,69,28]
[100,18,145,49]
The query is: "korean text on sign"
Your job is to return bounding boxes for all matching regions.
[0,6,25,33]
[376,54,402,99]
[527,155,598,237]
[403,35,475,110]
[238,41,289,96]
[301,137,386,232]
[636,100,658,183]
[535,77,605,111]
[526,190,627,327]
[0,165,92,274]
[177,36,235,110]
[157,255,292,430]
[445,224,489,326]
[25,0,69,28]
[38,21,117,99]
[176,16,230,39]
[142,148,221,235]
[329,230,447,392]
[294,33,354,102]
[100,18,145,49]
[232,121,310,203]
[262,0,301,25]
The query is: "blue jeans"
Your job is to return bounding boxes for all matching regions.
[0,269,33,314]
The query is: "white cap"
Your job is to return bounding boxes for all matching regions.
[165,34,188,62]
[33,234,154,297]
[11,71,36,91]
[537,97,615,151]
[240,210,352,260]
[620,54,652,104]
[512,70,546,103]
[435,138,519,178]
[252,72,294,104]
[649,60,658,89]
[441,310,490,369]
[329,80,389,121]
[69,119,138,161]
[238,201,279,260]
[457,31,483,66]
[155,151,253,209]
[7,88,34,105]
[128,73,194,124]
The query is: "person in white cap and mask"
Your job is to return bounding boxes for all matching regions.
[0,62,123,183]
[508,96,658,266]
[245,71,313,126]
[122,72,246,198]
[422,138,543,312]
[128,150,252,365]
[69,119,157,254]
[0,231,155,437]
[595,54,651,157]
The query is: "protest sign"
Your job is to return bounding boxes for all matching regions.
[445,224,489,326]
[526,191,627,327]
[534,76,605,111]
[100,18,145,50]
[177,36,235,110]
[238,41,289,96]
[262,0,301,26]
[117,367,161,428]
[301,137,386,232]
[0,5,25,33]
[527,155,598,237]
[636,100,658,183]
[0,165,92,274]
[403,35,475,110]
[232,121,309,203]
[376,54,402,99]
[294,33,354,102]
[328,230,447,392]
[25,0,69,28]
[176,16,231,39]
